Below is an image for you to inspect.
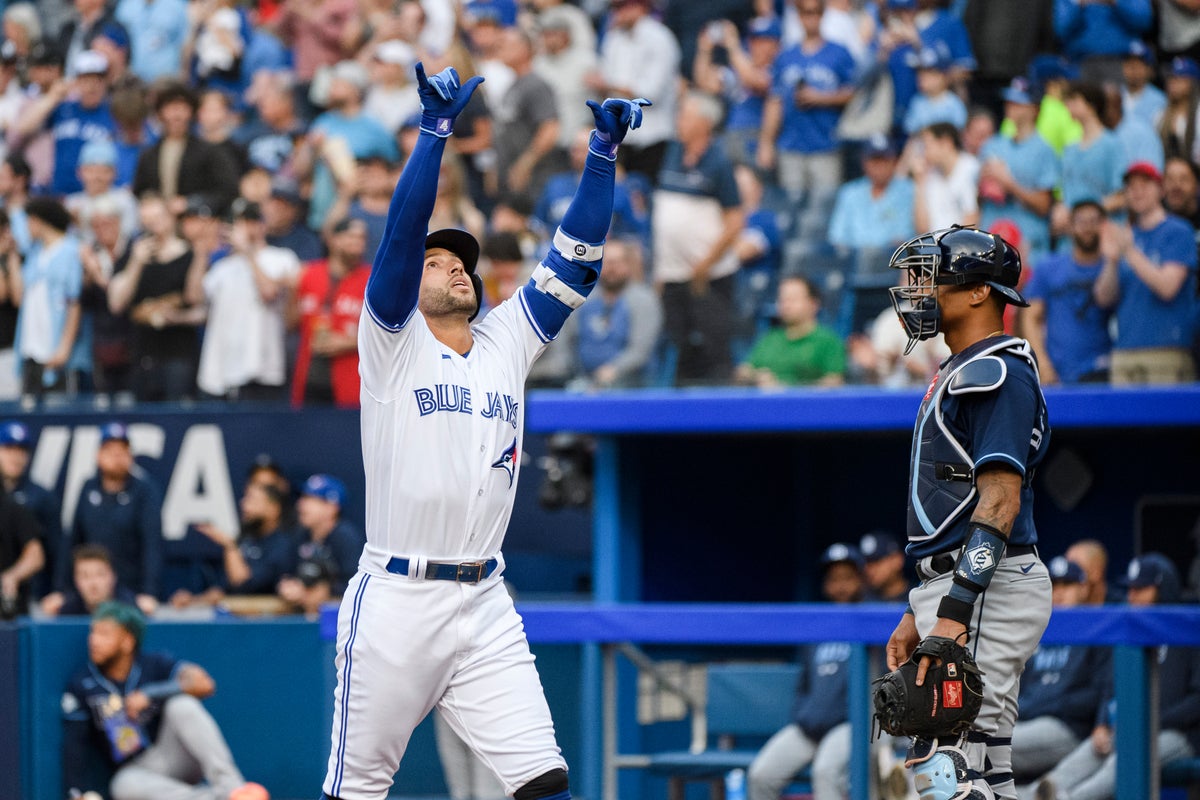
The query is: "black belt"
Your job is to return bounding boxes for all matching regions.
[385,557,499,583]
[926,544,1037,577]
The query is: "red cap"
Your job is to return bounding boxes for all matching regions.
[1123,161,1162,183]
[990,219,1023,250]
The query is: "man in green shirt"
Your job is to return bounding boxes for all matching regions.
[736,275,845,387]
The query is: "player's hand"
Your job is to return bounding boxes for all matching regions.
[124,690,151,721]
[40,591,65,617]
[916,617,969,686]
[1091,725,1114,756]
[415,62,484,138]
[135,594,159,615]
[886,611,920,671]
[587,97,651,145]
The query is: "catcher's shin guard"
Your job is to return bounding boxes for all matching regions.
[906,738,994,800]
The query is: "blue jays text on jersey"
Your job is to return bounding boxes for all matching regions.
[413,385,519,429]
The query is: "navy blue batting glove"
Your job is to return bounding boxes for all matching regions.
[586,97,652,155]
[416,62,485,138]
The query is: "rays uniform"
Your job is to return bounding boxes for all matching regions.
[322,68,628,800]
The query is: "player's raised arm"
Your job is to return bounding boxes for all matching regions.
[365,63,484,329]
[518,97,651,341]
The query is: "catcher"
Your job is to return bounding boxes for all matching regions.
[873,227,1053,800]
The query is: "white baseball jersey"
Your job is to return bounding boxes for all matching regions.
[357,289,547,560]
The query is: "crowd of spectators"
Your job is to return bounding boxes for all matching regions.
[0,0,1196,404]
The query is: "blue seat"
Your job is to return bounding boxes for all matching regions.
[643,662,808,800]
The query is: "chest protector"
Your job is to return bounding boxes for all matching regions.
[907,336,1039,541]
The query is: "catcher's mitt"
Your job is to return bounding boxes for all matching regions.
[872,636,985,738]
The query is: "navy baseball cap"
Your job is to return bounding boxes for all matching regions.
[906,45,952,71]
[820,543,865,570]
[1169,56,1200,81]
[859,531,901,561]
[100,422,130,444]
[426,228,481,275]
[0,421,30,448]
[1126,40,1156,67]
[1002,77,1036,106]
[1048,556,1086,584]
[747,16,782,40]
[888,0,917,9]
[1028,55,1078,84]
[302,474,347,506]
[862,133,897,159]
[1124,553,1179,587]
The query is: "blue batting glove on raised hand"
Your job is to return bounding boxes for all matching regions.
[586,97,652,154]
[416,62,485,138]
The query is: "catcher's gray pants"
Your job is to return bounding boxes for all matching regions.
[909,552,1052,800]
[1010,717,1081,784]
[110,694,246,800]
[1034,729,1193,800]
[747,721,851,800]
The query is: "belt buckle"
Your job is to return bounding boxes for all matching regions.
[456,561,486,583]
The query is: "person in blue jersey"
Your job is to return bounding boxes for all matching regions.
[828,133,915,252]
[903,45,968,136]
[1033,553,1200,800]
[693,15,782,167]
[1053,0,1152,84]
[1053,82,1128,235]
[1022,200,1113,385]
[1094,160,1198,383]
[61,602,267,800]
[1121,41,1165,126]
[317,60,649,800]
[748,543,867,800]
[884,226,1052,800]
[978,78,1060,258]
[1010,557,1110,790]
[757,0,855,250]
[14,49,118,197]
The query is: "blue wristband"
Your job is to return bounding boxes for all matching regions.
[420,115,455,138]
[941,522,1008,617]
[588,130,619,161]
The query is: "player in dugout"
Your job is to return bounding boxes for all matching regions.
[317,61,649,800]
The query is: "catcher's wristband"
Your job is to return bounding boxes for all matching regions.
[938,522,1007,624]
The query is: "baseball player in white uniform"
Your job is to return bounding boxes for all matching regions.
[320,62,649,800]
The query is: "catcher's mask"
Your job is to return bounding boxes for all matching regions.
[888,226,1027,355]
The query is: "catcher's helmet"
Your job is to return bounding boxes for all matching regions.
[888,226,1026,353]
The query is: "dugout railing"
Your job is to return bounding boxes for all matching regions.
[511,603,1200,800]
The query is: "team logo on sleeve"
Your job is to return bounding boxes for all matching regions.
[491,438,519,487]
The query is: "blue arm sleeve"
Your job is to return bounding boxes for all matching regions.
[520,146,617,340]
[560,147,616,245]
[365,132,448,329]
[1054,0,1083,40]
[1113,0,1152,32]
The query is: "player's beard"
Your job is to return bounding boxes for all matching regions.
[419,285,476,318]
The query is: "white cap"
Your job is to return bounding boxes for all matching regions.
[75,49,110,77]
[374,40,415,67]
[329,60,369,91]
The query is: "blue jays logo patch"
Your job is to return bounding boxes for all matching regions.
[491,438,518,487]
